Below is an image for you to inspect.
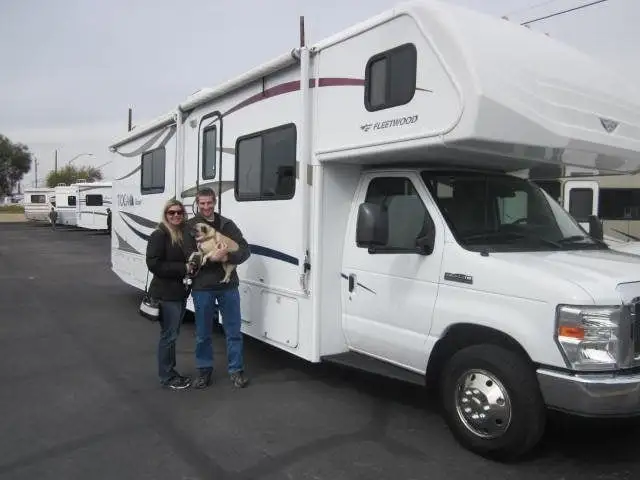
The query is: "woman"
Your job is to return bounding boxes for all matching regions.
[145,199,191,390]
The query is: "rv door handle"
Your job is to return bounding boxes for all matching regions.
[348,274,356,292]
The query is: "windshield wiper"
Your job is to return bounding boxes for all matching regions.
[463,230,562,248]
[558,235,607,248]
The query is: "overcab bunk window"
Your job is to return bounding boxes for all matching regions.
[86,194,103,207]
[235,123,297,201]
[364,43,417,111]
[141,147,166,195]
[202,126,217,180]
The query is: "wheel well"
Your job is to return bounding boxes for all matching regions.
[425,323,534,392]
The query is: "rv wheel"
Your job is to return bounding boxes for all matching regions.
[440,344,546,462]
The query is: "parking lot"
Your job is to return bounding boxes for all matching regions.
[1,221,640,479]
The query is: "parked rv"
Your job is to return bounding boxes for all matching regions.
[23,187,55,222]
[53,183,79,226]
[76,181,113,231]
[527,167,640,254]
[108,0,640,461]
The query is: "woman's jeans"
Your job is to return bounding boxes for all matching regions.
[158,300,185,384]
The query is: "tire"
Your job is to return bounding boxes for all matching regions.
[440,344,546,462]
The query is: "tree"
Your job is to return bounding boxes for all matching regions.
[46,164,103,187]
[0,134,33,196]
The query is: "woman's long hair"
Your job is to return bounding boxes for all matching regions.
[160,199,186,246]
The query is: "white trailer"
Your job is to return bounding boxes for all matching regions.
[76,181,112,230]
[23,187,55,222]
[53,183,79,226]
[108,0,640,461]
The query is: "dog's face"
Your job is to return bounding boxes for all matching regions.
[193,222,217,242]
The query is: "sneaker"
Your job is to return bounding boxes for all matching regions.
[163,375,191,390]
[230,371,249,388]
[193,371,213,390]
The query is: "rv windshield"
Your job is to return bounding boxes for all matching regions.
[421,170,607,252]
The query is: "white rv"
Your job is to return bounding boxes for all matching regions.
[76,181,112,230]
[23,187,55,222]
[109,0,640,461]
[53,183,79,226]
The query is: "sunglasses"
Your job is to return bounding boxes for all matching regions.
[166,210,184,216]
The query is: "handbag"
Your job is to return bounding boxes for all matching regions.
[139,270,161,322]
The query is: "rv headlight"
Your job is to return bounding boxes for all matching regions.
[555,305,623,371]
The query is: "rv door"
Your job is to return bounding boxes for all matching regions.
[341,172,443,372]
[563,180,599,232]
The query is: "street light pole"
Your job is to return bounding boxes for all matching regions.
[67,152,94,166]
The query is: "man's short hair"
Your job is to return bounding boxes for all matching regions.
[196,187,216,201]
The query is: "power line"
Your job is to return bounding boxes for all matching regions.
[521,0,610,25]
[504,0,563,17]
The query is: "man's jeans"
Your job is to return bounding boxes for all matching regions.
[158,300,185,384]
[192,288,244,374]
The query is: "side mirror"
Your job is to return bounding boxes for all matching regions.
[356,203,388,248]
[415,215,436,255]
[588,215,604,241]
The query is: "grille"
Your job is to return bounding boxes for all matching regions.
[632,300,640,360]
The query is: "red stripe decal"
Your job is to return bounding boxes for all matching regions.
[222,77,364,117]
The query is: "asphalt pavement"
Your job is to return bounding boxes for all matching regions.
[1,221,640,480]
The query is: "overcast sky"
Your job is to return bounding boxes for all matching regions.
[1,0,638,189]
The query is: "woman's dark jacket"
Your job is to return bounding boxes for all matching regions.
[145,224,188,301]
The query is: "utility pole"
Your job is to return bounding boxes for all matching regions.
[54,149,58,173]
[34,157,38,187]
[128,108,132,132]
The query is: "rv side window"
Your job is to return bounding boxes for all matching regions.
[86,194,103,207]
[202,126,217,180]
[30,194,46,204]
[141,147,166,195]
[68,196,77,206]
[568,188,593,221]
[362,177,431,252]
[235,123,296,201]
[364,43,417,111]
[599,188,640,220]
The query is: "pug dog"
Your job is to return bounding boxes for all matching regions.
[188,222,240,283]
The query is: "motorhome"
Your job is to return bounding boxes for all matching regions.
[53,183,79,226]
[108,0,640,461]
[23,187,55,222]
[76,181,112,231]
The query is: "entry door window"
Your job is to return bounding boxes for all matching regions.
[363,177,431,252]
[568,188,593,221]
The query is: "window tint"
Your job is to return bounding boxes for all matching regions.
[68,196,77,206]
[598,188,640,220]
[568,188,593,221]
[235,124,296,201]
[141,147,166,194]
[363,177,430,251]
[30,194,46,204]
[86,194,103,207]
[425,173,558,237]
[202,126,216,180]
[365,43,417,111]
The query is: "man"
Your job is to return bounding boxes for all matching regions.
[106,208,112,235]
[184,187,251,389]
[49,206,58,230]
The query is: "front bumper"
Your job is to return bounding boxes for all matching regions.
[537,368,640,417]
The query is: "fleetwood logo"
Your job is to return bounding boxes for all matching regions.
[117,193,142,207]
[361,115,419,132]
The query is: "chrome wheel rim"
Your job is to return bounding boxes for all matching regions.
[454,369,512,439]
